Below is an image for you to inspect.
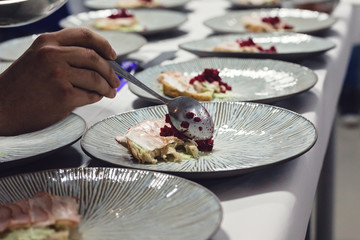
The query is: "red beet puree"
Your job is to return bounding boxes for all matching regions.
[189,68,232,93]
[236,38,277,53]
[261,16,293,30]
[160,114,214,151]
[262,16,280,26]
[108,9,134,19]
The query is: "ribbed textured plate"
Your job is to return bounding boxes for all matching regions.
[81,102,317,179]
[179,32,335,61]
[0,113,86,162]
[204,8,337,34]
[0,167,222,240]
[59,9,187,35]
[84,0,190,9]
[129,57,317,103]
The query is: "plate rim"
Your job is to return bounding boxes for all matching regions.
[80,101,318,179]
[0,166,223,239]
[0,34,39,61]
[84,0,191,9]
[128,57,319,104]
[0,113,87,163]
[228,0,282,8]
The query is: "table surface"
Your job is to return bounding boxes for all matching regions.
[0,1,357,239]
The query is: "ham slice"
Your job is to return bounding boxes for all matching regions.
[7,202,30,229]
[0,192,81,233]
[29,192,55,227]
[0,205,11,232]
[52,195,81,227]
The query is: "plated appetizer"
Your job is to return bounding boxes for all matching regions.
[116,0,160,8]
[213,37,277,53]
[93,9,144,31]
[157,68,233,101]
[242,15,293,32]
[0,192,81,240]
[116,114,214,164]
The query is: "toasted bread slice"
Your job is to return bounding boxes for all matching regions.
[115,118,199,164]
[161,79,213,101]
[213,41,260,52]
[125,138,198,164]
[242,15,293,33]
[93,17,140,30]
[45,229,70,240]
[157,71,214,101]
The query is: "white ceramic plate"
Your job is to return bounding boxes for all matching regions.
[229,0,281,9]
[84,0,191,9]
[0,113,86,164]
[179,32,335,61]
[0,31,146,61]
[81,102,317,179]
[128,57,317,103]
[204,8,337,34]
[59,9,187,35]
[0,34,38,61]
[0,62,12,74]
[0,167,222,240]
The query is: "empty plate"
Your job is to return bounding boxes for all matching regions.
[81,101,317,179]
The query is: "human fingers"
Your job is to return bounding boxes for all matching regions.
[68,66,117,99]
[62,46,120,89]
[68,87,104,107]
[53,28,117,60]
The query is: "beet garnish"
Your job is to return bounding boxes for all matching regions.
[186,112,195,119]
[108,9,134,19]
[160,114,214,151]
[189,68,232,93]
[261,16,281,26]
[236,38,277,53]
[195,138,214,151]
[181,121,190,129]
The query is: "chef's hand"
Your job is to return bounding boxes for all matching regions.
[0,28,120,136]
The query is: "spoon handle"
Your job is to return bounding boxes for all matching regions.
[109,60,169,104]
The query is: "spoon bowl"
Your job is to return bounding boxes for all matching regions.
[167,96,214,140]
[109,60,214,140]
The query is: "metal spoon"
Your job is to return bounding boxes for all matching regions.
[109,60,214,140]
